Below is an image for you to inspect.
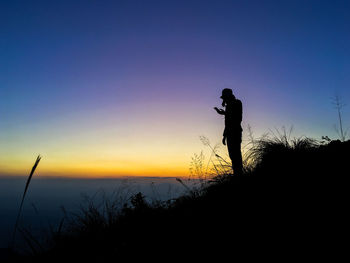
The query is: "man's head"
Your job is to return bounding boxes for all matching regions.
[220,88,235,106]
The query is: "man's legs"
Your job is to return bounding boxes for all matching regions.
[227,135,243,176]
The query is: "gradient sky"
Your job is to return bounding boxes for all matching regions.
[1,0,349,177]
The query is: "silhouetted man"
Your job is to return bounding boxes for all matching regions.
[214,88,243,175]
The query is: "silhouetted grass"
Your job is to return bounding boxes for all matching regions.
[11,155,41,250]
[248,134,320,175]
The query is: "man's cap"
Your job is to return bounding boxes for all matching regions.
[220,88,234,99]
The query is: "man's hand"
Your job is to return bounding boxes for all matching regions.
[222,136,226,145]
[214,107,225,115]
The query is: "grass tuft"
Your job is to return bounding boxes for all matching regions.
[11,155,41,249]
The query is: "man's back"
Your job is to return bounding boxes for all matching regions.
[225,98,243,133]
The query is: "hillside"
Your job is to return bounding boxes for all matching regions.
[7,139,349,262]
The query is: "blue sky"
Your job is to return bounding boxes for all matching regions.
[1,0,349,176]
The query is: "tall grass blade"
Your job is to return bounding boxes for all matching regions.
[11,155,41,249]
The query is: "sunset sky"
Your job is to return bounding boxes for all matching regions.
[1,0,349,177]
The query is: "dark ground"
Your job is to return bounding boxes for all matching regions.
[4,139,349,262]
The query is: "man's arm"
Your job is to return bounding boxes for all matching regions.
[237,100,243,123]
[214,107,225,115]
[222,135,227,145]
